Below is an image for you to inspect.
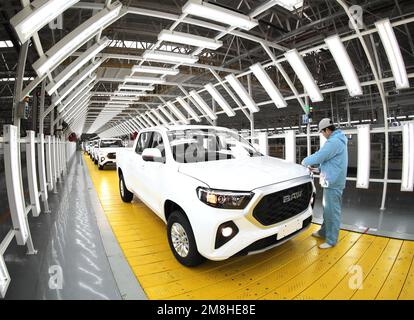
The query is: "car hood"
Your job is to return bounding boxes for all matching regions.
[178,156,310,190]
[99,147,123,154]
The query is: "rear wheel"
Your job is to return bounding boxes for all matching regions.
[167,211,205,267]
[119,173,133,202]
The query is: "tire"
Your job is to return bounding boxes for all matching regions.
[94,159,98,165]
[98,164,104,170]
[167,211,205,267]
[119,173,133,203]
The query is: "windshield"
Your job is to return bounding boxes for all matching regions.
[167,128,262,163]
[100,140,123,148]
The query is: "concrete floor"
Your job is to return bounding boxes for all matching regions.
[3,153,122,300]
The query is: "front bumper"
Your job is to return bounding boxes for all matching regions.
[188,176,315,261]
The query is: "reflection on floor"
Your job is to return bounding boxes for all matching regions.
[85,154,414,300]
[313,181,414,240]
[4,153,121,300]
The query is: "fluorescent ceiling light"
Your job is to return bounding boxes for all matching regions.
[32,1,122,77]
[182,0,258,31]
[225,74,259,113]
[274,0,303,12]
[140,113,155,127]
[60,91,91,115]
[177,97,201,122]
[119,84,154,91]
[166,101,190,124]
[324,35,362,97]
[285,130,296,163]
[189,90,217,120]
[124,76,166,84]
[249,63,287,108]
[159,106,179,125]
[10,0,79,44]
[46,37,109,95]
[54,59,103,105]
[110,96,138,101]
[58,85,91,113]
[59,75,96,109]
[158,30,222,50]
[204,83,235,116]
[375,19,409,90]
[146,111,160,126]
[151,109,169,125]
[284,49,324,102]
[143,50,198,64]
[356,125,371,189]
[132,65,179,75]
[401,121,414,191]
[135,116,149,128]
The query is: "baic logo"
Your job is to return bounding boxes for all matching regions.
[283,190,303,203]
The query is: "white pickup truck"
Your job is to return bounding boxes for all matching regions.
[94,138,124,170]
[116,125,315,266]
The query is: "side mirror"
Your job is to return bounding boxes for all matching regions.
[142,148,163,162]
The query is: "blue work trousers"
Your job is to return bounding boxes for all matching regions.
[319,188,343,246]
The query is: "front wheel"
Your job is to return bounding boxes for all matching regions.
[119,174,133,202]
[167,211,205,267]
[98,164,104,170]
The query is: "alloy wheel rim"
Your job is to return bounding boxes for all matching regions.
[171,222,190,257]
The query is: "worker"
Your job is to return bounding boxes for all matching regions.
[302,118,348,249]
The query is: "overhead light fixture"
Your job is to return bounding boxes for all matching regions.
[204,83,235,116]
[356,125,371,189]
[324,35,362,97]
[273,0,304,12]
[118,84,154,91]
[46,37,109,95]
[110,96,138,101]
[146,111,160,126]
[58,85,91,113]
[59,75,96,110]
[249,63,287,108]
[140,113,155,127]
[124,76,166,84]
[151,109,169,125]
[143,50,198,64]
[177,97,201,122]
[166,101,190,124]
[60,91,91,115]
[10,0,79,44]
[284,49,324,102]
[182,0,258,31]
[401,121,414,191]
[225,74,259,113]
[135,116,149,128]
[158,30,222,50]
[189,90,217,120]
[285,130,296,163]
[32,1,122,77]
[132,65,179,75]
[375,19,409,90]
[54,59,103,106]
[159,106,178,125]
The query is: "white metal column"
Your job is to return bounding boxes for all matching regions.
[25,131,41,217]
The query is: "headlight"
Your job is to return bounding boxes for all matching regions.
[196,187,254,209]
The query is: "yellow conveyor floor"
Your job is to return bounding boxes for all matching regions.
[84,155,414,300]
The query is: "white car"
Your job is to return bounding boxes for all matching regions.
[116,125,315,266]
[96,138,124,170]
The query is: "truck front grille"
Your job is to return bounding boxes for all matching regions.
[252,182,313,226]
[107,153,116,159]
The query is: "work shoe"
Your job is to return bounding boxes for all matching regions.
[312,231,324,239]
[319,242,333,249]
